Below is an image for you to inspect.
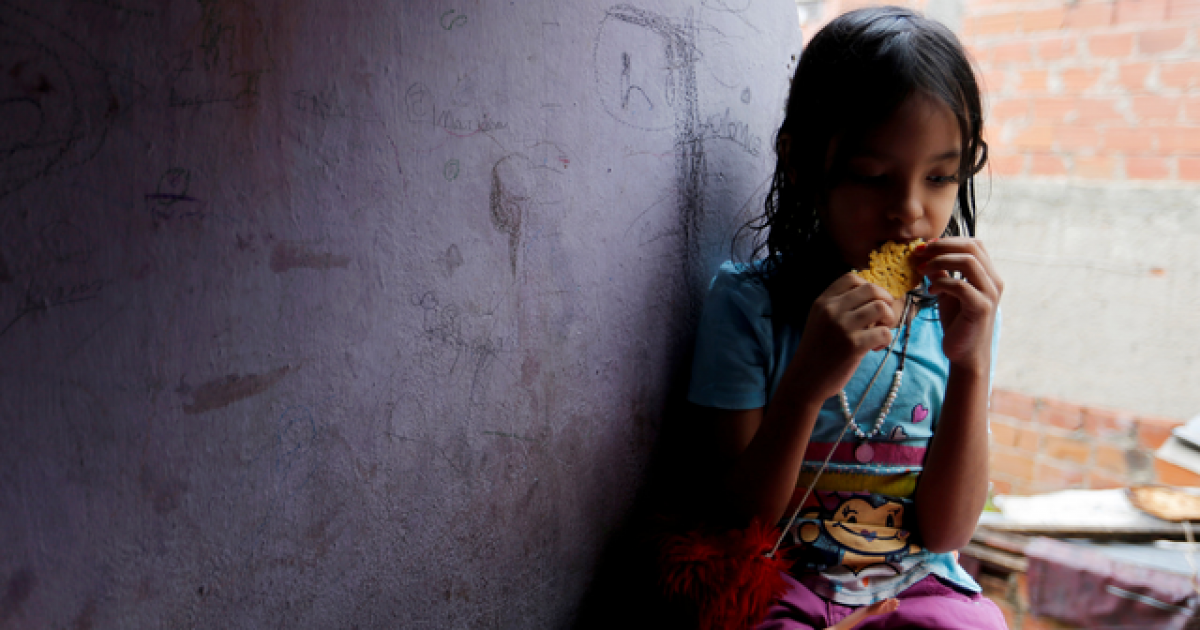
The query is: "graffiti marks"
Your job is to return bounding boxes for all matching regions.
[168,0,273,109]
[440,9,468,30]
[0,220,107,340]
[700,107,763,157]
[438,244,464,277]
[168,51,263,109]
[180,365,293,414]
[412,290,506,404]
[404,82,434,124]
[291,89,375,122]
[594,5,708,282]
[489,143,571,275]
[592,6,687,132]
[489,160,523,277]
[269,242,351,273]
[404,82,508,136]
[144,167,203,220]
[0,4,121,202]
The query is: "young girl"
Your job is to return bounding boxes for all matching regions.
[687,7,1007,629]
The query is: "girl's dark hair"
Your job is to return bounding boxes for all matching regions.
[746,6,987,323]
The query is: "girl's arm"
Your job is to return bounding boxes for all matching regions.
[706,275,902,527]
[910,238,1004,552]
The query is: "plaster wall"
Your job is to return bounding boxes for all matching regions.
[980,177,1200,421]
[0,1,798,627]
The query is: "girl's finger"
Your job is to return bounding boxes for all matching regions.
[843,296,899,331]
[822,276,894,314]
[913,239,1004,297]
[919,253,999,301]
[851,325,894,353]
[927,273,992,317]
[826,272,869,296]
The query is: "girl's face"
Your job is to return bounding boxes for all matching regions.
[820,94,962,270]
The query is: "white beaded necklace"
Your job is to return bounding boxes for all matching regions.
[838,293,915,464]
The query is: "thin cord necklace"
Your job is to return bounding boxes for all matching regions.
[769,290,925,558]
[838,293,915,463]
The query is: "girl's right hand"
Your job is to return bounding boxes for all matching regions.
[791,273,900,402]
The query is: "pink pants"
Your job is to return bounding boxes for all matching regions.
[757,572,1009,629]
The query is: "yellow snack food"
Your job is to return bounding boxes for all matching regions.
[854,239,924,299]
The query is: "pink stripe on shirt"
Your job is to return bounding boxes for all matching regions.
[804,442,927,466]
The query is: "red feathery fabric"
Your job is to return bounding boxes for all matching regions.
[658,519,794,630]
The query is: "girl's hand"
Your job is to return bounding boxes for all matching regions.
[827,598,899,629]
[909,237,1004,369]
[792,273,900,402]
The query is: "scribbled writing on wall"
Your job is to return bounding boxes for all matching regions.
[0,4,123,202]
[440,9,468,30]
[291,88,377,122]
[269,242,351,273]
[145,168,203,220]
[405,82,508,136]
[0,220,107,340]
[700,107,763,157]
[168,51,263,108]
[412,291,506,405]
[168,0,273,108]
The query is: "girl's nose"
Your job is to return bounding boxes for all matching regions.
[887,182,924,224]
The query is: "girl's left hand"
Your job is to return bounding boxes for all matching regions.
[909,237,1004,369]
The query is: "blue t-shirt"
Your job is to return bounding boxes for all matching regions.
[688,261,1000,606]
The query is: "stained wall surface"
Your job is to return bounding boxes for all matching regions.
[0,1,798,627]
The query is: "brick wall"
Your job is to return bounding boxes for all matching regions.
[966,0,1200,180]
[988,388,1194,495]
[803,0,1200,182]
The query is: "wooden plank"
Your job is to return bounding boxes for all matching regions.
[977,522,1190,542]
[961,542,1029,573]
[972,527,1032,555]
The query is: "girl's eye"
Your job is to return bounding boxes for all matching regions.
[928,174,959,185]
[848,172,887,186]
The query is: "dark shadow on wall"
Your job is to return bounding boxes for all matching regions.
[573,6,767,622]
[571,346,726,630]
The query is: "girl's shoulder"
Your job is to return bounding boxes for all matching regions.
[707,260,775,310]
[709,258,776,289]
